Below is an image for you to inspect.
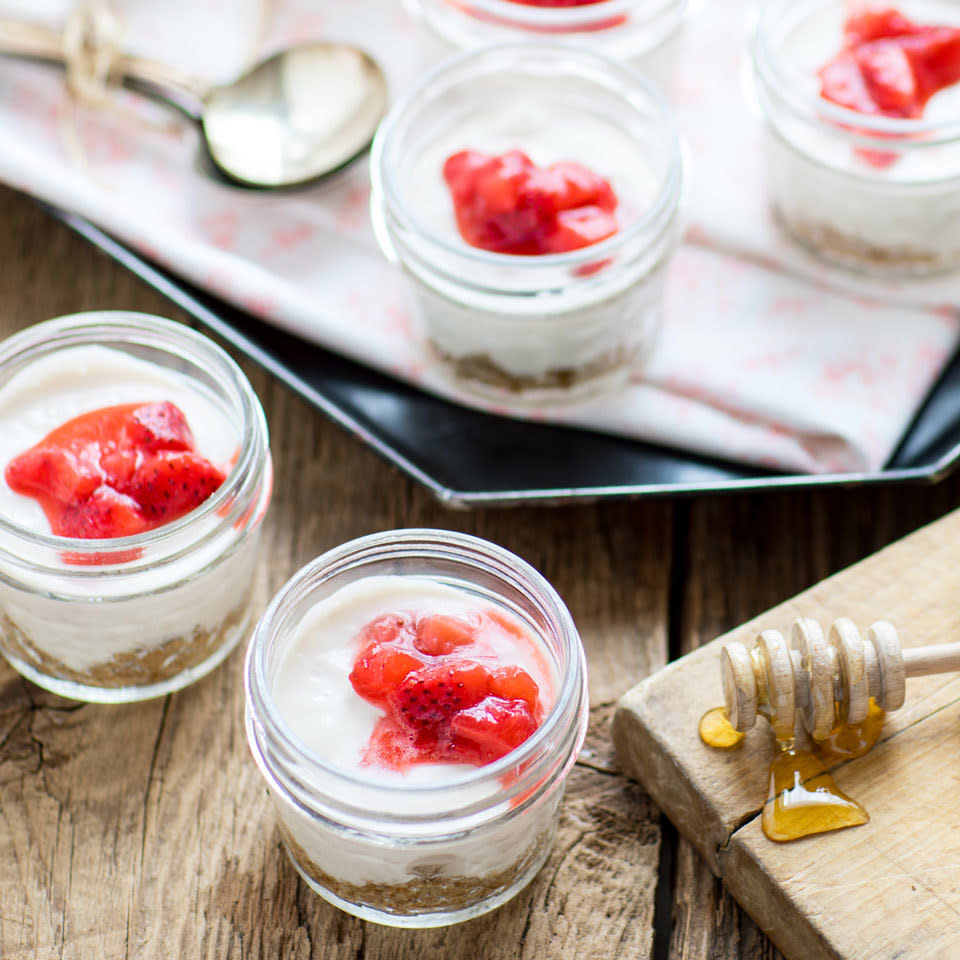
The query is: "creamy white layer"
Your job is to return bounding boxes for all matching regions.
[273,781,562,890]
[268,575,562,886]
[763,0,960,267]
[0,345,256,673]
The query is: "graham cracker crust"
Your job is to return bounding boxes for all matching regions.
[279,821,553,916]
[778,211,950,273]
[0,601,249,688]
[438,345,630,393]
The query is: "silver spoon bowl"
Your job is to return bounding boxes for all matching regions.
[0,17,389,189]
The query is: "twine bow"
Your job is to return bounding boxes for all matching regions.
[62,1,123,105]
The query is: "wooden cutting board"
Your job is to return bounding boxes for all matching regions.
[613,507,960,960]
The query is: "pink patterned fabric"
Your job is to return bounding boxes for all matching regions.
[0,0,956,473]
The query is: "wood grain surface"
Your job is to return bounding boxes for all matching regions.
[1,184,959,960]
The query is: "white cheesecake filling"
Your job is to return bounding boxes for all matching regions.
[396,100,678,380]
[762,1,960,267]
[269,575,562,886]
[0,345,255,673]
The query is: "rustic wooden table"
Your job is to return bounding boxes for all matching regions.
[2,185,958,960]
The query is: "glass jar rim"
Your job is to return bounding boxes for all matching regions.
[433,0,687,29]
[371,41,684,271]
[0,311,269,565]
[750,0,960,145]
[245,528,589,806]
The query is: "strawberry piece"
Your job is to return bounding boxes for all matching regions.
[542,207,620,254]
[414,614,476,655]
[360,612,417,647]
[56,486,145,539]
[856,42,919,115]
[820,50,879,114]
[126,402,194,452]
[450,696,539,763]
[388,661,491,729]
[844,8,920,45]
[488,665,541,715]
[443,148,618,255]
[350,643,424,704]
[5,447,101,505]
[362,717,422,769]
[904,29,960,96]
[124,451,225,524]
[539,161,617,214]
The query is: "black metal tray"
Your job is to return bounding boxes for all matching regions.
[57,210,960,507]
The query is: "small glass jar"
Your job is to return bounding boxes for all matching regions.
[404,0,690,91]
[244,529,589,927]
[370,44,685,404]
[750,0,960,276]
[0,312,272,702]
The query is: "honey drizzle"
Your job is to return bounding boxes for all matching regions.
[699,700,885,842]
[698,706,745,748]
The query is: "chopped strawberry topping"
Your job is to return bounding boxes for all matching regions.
[820,8,960,119]
[505,0,607,5]
[5,402,226,539]
[443,149,618,255]
[349,606,546,770]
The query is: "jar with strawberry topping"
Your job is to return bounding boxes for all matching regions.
[244,529,589,927]
[750,0,960,274]
[404,0,690,92]
[0,312,272,702]
[370,44,685,404]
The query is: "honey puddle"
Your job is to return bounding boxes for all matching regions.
[699,701,885,842]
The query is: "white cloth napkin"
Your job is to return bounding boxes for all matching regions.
[0,0,956,474]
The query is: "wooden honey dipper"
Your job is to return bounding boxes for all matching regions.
[721,618,960,741]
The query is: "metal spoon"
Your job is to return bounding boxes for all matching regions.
[0,17,389,189]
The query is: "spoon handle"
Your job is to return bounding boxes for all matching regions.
[0,16,209,120]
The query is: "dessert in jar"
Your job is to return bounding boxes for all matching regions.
[750,0,960,275]
[0,312,272,703]
[370,44,684,403]
[403,0,690,92]
[244,529,589,927]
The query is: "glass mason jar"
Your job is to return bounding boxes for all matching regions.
[404,0,690,91]
[750,0,960,276]
[370,44,685,405]
[0,312,272,702]
[244,529,589,927]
